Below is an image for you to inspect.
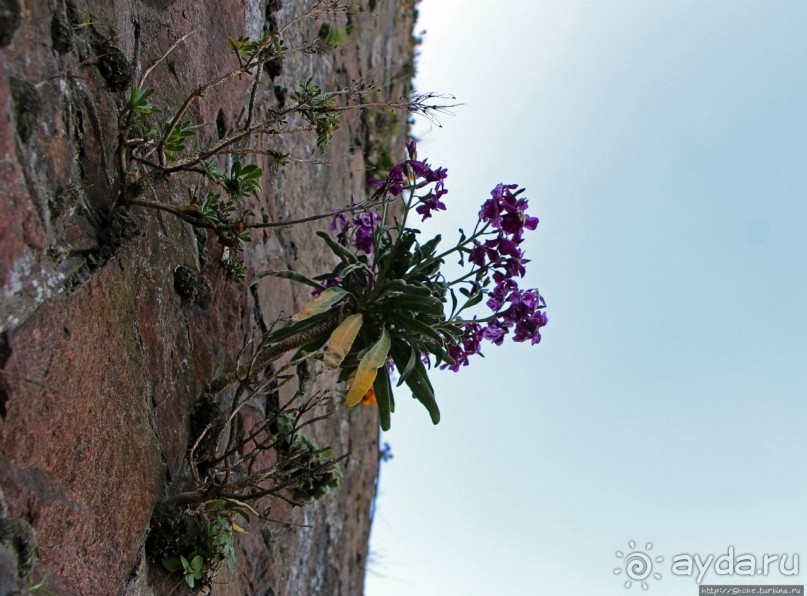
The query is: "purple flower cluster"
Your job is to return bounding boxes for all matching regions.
[468,184,539,281]
[445,322,484,372]
[445,284,547,372]
[443,183,547,371]
[481,285,547,346]
[369,140,448,221]
[325,141,547,376]
[479,183,539,239]
[330,210,382,254]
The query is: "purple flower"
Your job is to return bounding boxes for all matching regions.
[482,323,507,346]
[469,242,487,267]
[512,311,549,344]
[491,273,518,301]
[486,236,522,259]
[404,158,447,185]
[352,211,381,254]
[330,212,348,231]
[479,184,537,240]
[415,188,447,220]
[444,344,466,372]
[499,209,538,240]
[422,165,448,184]
[502,256,529,279]
[406,138,418,160]
[479,198,501,223]
[354,226,374,253]
[329,209,381,254]
[486,295,503,311]
[369,165,405,199]
[499,213,526,237]
[370,146,448,203]
[442,322,484,372]
[330,211,351,246]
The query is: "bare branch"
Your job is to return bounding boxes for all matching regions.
[140,30,196,88]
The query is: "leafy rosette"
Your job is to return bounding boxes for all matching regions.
[252,141,547,430]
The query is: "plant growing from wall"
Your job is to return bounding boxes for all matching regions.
[116,1,451,281]
[211,140,548,429]
[148,356,343,588]
[150,498,248,590]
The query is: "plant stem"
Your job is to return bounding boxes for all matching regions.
[206,310,346,394]
[127,196,392,232]
[127,198,217,229]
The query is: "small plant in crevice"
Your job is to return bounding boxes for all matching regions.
[148,354,343,587]
[26,568,51,595]
[272,412,341,503]
[179,363,343,510]
[116,0,453,282]
[151,499,247,590]
[317,22,349,54]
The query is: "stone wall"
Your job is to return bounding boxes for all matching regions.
[0,0,416,593]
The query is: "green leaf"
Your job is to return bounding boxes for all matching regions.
[422,340,455,367]
[419,234,442,258]
[316,230,358,264]
[457,291,484,314]
[162,556,182,573]
[128,85,153,113]
[388,313,444,344]
[384,294,445,317]
[290,332,330,361]
[250,269,326,290]
[373,367,393,431]
[339,262,373,278]
[384,281,432,298]
[162,118,197,159]
[439,324,463,339]
[262,309,334,344]
[190,555,204,572]
[402,283,434,297]
[365,327,391,368]
[223,161,263,199]
[390,339,440,424]
[395,340,419,388]
[378,231,416,277]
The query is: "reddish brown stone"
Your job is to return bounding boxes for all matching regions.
[0,0,417,592]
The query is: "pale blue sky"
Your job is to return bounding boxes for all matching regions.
[366,2,807,595]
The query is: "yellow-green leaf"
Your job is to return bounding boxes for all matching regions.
[345,328,391,407]
[345,362,378,407]
[231,523,248,534]
[365,327,391,368]
[323,313,363,369]
[292,287,348,321]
